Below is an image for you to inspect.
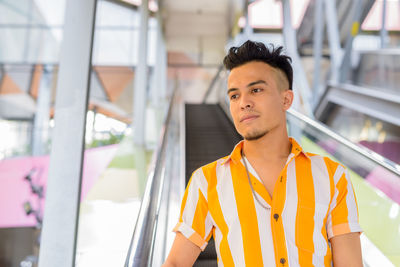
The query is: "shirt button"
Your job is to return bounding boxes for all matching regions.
[274,213,279,221]
[280,258,286,264]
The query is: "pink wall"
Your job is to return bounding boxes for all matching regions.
[0,144,118,228]
[366,166,400,205]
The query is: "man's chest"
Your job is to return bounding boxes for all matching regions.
[207,164,332,233]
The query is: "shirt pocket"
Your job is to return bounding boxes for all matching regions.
[295,201,329,254]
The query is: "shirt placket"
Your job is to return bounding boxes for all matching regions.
[270,151,300,267]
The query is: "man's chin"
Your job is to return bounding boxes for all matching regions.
[243,130,268,141]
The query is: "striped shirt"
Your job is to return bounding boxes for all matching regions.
[174,137,362,266]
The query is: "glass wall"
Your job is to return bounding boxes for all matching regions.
[0,1,160,266]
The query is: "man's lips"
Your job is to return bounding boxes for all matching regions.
[240,115,259,122]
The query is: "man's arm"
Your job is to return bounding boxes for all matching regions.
[162,232,202,267]
[331,232,362,267]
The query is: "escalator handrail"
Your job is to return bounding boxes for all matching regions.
[288,108,400,176]
[202,64,224,104]
[124,87,177,267]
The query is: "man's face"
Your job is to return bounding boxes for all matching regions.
[227,61,293,141]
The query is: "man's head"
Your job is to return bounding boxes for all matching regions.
[224,40,293,91]
[223,40,294,141]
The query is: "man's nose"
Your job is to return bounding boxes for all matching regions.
[240,94,253,110]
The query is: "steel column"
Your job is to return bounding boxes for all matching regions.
[37,0,97,266]
[151,11,167,108]
[133,0,149,146]
[312,0,324,108]
[380,0,388,48]
[32,65,52,156]
[281,0,313,117]
[324,0,342,83]
[339,0,363,83]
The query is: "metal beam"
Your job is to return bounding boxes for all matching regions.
[324,0,342,84]
[281,0,314,117]
[37,0,97,266]
[32,65,52,156]
[133,0,149,146]
[339,0,363,83]
[312,0,324,108]
[150,10,167,108]
[315,83,400,127]
[380,0,388,48]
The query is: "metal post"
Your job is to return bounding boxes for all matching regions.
[32,65,52,156]
[23,0,33,62]
[37,0,97,266]
[281,0,314,117]
[159,39,167,101]
[324,0,342,84]
[244,4,252,38]
[339,0,363,83]
[380,0,388,48]
[240,0,253,41]
[149,11,167,149]
[151,11,167,108]
[133,0,149,146]
[312,0,324,108]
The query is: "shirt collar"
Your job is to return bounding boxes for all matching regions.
[221,137,309,165]
[288,137,310,160]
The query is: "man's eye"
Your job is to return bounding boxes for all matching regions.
[230,94,238,100]
[252,88,262,93]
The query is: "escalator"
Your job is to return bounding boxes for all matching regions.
[314,50,400,164]
[125,92,400,267]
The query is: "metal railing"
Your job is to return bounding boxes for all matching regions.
[124,88,177,267]
[287,108,400,176]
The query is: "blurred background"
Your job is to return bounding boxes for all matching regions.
[0,0,399,266]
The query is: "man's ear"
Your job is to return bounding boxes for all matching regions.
[282,90,294,110]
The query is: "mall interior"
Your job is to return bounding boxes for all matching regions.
[0,0,399,266]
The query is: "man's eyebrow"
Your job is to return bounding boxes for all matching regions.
[247,80,267,87]
[227,88,238,95]
[227,80,268,95]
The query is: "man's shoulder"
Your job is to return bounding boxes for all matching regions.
[304,152,346,174]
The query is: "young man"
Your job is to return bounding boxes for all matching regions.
[163,40,362,267]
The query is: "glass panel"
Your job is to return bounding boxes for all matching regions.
[324,104,400,164]
[0,28,28,62]
[93,29,138,65]
[6,65,33,93]
[362,0,400,31]
[27,28,61,63]
[353,52,400,94]
[31,0,66,26]
[0,0,31,24]
[96,0,139,27]
[0,120,32,159]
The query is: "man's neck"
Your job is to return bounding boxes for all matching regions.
[242,126,291,162]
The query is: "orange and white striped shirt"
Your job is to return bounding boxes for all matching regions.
[174,137,361,266]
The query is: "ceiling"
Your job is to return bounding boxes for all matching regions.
[161,0,245,66]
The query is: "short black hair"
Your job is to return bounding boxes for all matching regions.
[223,40,293,90]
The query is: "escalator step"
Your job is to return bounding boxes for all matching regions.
[185,104,242,184]
[193,260,218,267]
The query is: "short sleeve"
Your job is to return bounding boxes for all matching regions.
[327,166,362,239]
[173,168,213,251]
